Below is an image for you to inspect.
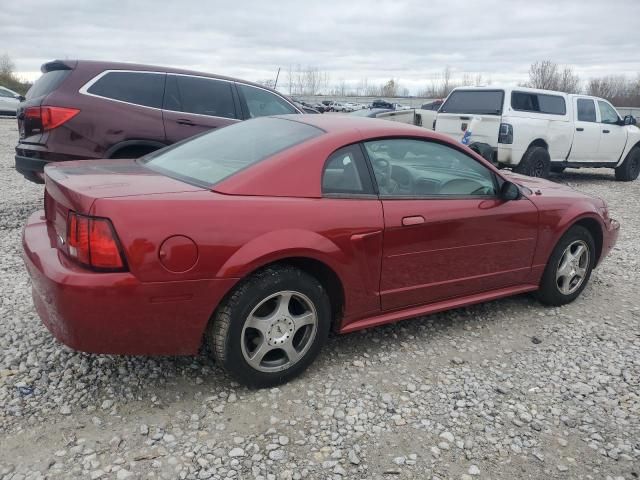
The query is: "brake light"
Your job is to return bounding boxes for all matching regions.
[66,212,126,270]
[498,123,513,144]
[23,106,79,132]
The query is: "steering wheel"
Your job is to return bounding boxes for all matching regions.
[372,158,392,187]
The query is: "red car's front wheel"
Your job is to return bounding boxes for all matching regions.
[207,265,331,387]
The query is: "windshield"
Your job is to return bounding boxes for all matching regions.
[440,90,504,115]
[142,117,323,187]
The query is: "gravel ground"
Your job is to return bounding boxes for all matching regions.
[0,116,638,480]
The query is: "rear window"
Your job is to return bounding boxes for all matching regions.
[26,70,71,100]
[440,90,504,115]
[142,117,323,187]
[86,71,165,108]
[164,74,238,118]
[511,91,566,115]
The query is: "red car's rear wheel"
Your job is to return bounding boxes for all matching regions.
[208,265,331,387]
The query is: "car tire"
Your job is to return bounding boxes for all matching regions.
[514,146,551,178]
[614,146,640,181]
[207,265,331,388]
[550,165,566,174]
[536,225,595,306]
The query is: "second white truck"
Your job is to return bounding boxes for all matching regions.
[389,86,640,181]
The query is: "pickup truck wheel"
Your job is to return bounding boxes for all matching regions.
[514,146,551,178]
[207,266,331,388]
[536,225,595,306]
[615,146,640,181]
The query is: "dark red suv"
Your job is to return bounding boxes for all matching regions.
[15,60,303,183]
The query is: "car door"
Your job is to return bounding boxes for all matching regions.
[362,138,539,311]
[568,97,600,162]
[596,100,627,163]
[162,74,241,143]
[0,87,17,112]
[236,83,300,119]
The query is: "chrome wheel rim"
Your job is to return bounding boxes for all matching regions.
[241,290,318,373]
[555,240,590,295]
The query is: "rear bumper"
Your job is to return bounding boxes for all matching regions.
[16,143,94,183]
[22,211,238,355]
[15,155,48,183]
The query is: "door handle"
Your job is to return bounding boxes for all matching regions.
[176,118,196,126]
[402,215,425,226]
[602,129,610,134]
[576,127,584,132]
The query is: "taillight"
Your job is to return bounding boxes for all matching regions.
[66,212,126,271]
[23,106,79,133]
[498,123,513,144]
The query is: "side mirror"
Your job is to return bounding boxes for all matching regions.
[14,94,25,102]
[499,181,520,201]
[623,115,637,126]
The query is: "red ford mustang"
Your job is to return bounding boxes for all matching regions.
[23,115,619,387]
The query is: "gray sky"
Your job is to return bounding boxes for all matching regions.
[2,0,639,94]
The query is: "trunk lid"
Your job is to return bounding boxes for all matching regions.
[44,158,205,242]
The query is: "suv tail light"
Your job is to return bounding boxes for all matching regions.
[67,212,126,271]
[24,106,79,133]
[498,123,513,144]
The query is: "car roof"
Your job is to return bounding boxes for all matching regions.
[47,59,272,91]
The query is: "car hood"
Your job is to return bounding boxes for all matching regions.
[503,171,605,206]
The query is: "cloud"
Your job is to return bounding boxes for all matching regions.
[2,0,639,93]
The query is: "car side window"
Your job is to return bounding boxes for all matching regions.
[577,99,597,122]
[598,101,620,124]
[363,139,497,197]
[0,88,14,98]
[164,75,238,119]
[322,145,374,196]
[237,84,297,118]
[86,71,165,108]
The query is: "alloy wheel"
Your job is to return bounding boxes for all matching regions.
[555,240,590,295]
[241,291,318,373]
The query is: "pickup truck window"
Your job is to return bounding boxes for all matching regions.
[577,99,597,122]
[598,101,620,124]
[440,90,504,115]
[511,91,566,115]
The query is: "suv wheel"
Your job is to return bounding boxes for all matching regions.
[536,225,595,306]
[514,146,551,178]
[110,146,159,159]
[615,146,640,181]
[207,266,331,387]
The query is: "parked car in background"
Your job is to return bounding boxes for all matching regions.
[371,99,394,109]
[23,115,619,387]
[350,108,393,117]
[421,99,443,111]
[15,60,303,183]
[329,102,354,112]
[292,99,320,114]
[0,86,21,115]
[424,86,640,180]
[393,103,411,111]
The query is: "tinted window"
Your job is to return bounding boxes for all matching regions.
[577,99,596,122]
[87,71,165,108]
[440,90,504,115]
[511,91,566,115]
[322,146,373,195]
[364,139,496,197]
[143,117,322,186]
[26,70,71,100]
[163,75,237,118]
[598,101,619,124]
[238,84,297,118]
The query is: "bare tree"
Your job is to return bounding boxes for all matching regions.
[0,53,15,75]
[381,79,398,97]
[587,74,640,106]
[0,53,32,95]
[524,60,581,93]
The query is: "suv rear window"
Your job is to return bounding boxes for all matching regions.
[511,91,566,115]
[143,117,322,187]
[86,71,165,108]
[440,90,504,115]
[26,70,71,100]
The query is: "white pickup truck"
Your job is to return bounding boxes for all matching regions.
[405,86,640,181]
